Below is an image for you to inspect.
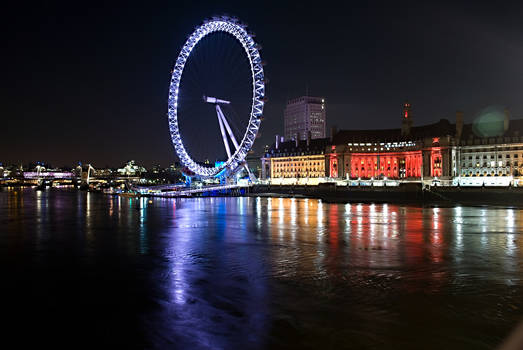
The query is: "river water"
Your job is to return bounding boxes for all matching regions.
[1,188,522,349]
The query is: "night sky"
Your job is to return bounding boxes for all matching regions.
[2,1,523,168]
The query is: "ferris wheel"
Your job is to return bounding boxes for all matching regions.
[167,16,265,178]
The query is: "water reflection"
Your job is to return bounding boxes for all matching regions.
[1,189,523,349]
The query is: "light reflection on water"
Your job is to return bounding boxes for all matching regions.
[1,188,523,349]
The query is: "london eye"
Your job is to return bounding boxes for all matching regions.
[167,16,265,179]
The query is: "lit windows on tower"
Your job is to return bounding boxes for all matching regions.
[401,101,413,136]
[403,102,411,119]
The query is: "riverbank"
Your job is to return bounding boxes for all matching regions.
[249,184,523,207]
[4,184,522,207]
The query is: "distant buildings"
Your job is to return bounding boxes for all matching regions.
[117,160,146,176]
[0,160,186,187]
[284,96,326,141]
[262,102,523,186]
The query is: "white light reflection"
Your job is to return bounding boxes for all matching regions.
[290,198,297,228]
[454,206,463,250]
[480,208,487,228]
[256,197,261,218]
[344,203,352,232]
[480,231,488,248]
[172,260,186,304]
[382,203,388,217]
[256,197,261,230]
[117,196,121,221]
[304,198,309,225]
[86,192,93,237]
[36,190,41,214]
[278,197,284,225]
[506,209,515,234]
[36,190,43,240]
[507,233,516,255]
[139,197,148,254]
[267,197,272,225]
[381,204,390,238]
[369,204,376,243]
[432,207,439,231]
[239,197,244,216]
[317,200,324,230]
[344,203,352,236]
[506,209,516,255]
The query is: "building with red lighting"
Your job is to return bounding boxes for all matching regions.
[328,102,456,180]
[261,102,523,186]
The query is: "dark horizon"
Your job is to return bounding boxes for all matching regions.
[3,0,523,167]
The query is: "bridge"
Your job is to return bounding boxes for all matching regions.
[136,183,251,197]
[23,171,75,179]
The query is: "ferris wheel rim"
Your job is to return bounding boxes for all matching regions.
[167,18,265,178]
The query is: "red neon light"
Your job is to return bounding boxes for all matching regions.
[330,157,338,178]
[430,148,442,177]
[349,151,422,179]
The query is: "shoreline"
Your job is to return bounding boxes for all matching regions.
[248,184,523,208]
[3,185,523,207]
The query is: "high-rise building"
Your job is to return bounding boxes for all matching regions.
[284,96,326,141]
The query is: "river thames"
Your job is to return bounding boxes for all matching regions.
[1,188,522,349]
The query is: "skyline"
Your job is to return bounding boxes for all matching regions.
[3,1,523,167]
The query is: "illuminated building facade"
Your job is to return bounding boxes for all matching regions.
[329,135,452,180]
[270,155,326,178]
[456,116,523,178]
[261,136,328,182]
[262,102,523,185]
[284,96,326,140]
[328,103,456,180]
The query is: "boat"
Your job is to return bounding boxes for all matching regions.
[118,192,140,198]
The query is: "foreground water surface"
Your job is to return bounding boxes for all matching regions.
[1,188,523,349]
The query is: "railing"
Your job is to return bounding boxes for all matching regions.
[140,183,250,197]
